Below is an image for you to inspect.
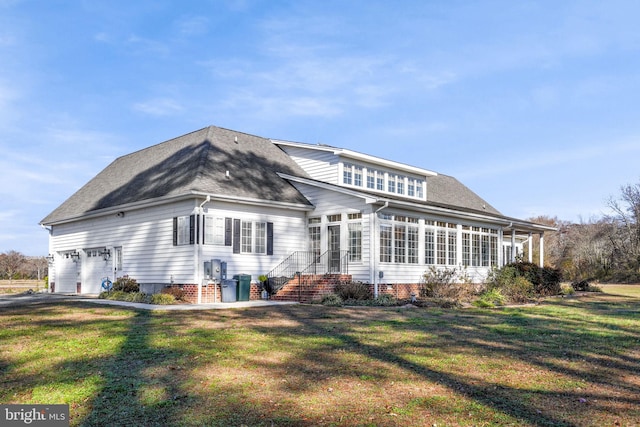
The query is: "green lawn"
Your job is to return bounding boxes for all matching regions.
[1,289,639,426]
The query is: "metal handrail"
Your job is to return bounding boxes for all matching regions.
[266,250,349,295]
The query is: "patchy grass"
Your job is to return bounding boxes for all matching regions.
[0,291,639,426]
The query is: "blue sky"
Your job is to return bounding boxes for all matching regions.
[2,0,640,255]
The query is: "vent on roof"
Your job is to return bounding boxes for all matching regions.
[234,136,238,143]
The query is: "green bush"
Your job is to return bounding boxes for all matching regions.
[560,284,575,296]
[321,293,343,307]
[162,286,186,301]
[487,263,562,301]
[421,266,472,301]
[503,276,535,303]
[334,281,371,301]
[374,294,397,306]
[124,292,148,303]
[103,290,128,301]
[538,267,562,295]
[150,293,176,305]
[473,288,506,308]
[112,275,139,293]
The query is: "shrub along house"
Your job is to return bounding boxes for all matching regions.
[41,125,553,303]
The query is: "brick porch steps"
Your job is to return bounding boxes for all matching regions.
[270,274,351,303]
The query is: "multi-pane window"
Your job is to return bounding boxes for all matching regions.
[425,224,435,265]
[380,224,392,262]
[408,225,419,264]
[308,217,321,255]
[204,216,225,245]
[327,214,342,223]
[397,176,405,195]
[354,166,363,187]
[255,222,266,254]
[388,174,396,193]
[343,163,353,185]
[461,225,498,267]
[437,228,447,265]
[490,231,498,266]
[408,179,415,197]
[416,180,424,198]
[341,162,425,200]
[377,173,384,191]
[472,233,481,266]
[367,170,375,189]
[348,213,362,262]
[448,225,457,266]
[241,221,253,253]
[240,221,267,254]
[348,223,362,262]
[462,231,471,266]
[394,224,406,263]
[176,216,190,245]
[380,214,419,264]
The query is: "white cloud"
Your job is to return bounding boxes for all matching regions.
[132,98,184,116]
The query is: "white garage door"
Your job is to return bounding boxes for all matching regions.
[56,255,78,293]
[82,250,111,294]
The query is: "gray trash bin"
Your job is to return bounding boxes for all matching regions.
[221,279,237,302]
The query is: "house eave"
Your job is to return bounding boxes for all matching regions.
[279,173,555,232]
[272,139,438,177]
[41,191,314,226]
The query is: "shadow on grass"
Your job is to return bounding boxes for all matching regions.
[1,294,639,426]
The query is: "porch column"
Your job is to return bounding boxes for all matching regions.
[528,232,533,263]
[510,229,516,263]
[539,232,544,267]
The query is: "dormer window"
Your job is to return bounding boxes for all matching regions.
[343,162,353,185]
[341,161,426,201]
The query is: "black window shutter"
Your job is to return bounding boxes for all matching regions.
[225,218,232,246]
[233,219,241,254]
[267,222,274,255]
[189,215,195,245]
[196,214,200,244]
[172,217,178,246]
[202,215,206,244]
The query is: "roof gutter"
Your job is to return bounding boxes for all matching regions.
[41,191,314,226]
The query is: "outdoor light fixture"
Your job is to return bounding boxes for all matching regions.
[70,251,80,260]
[100,249,111,261]
[46,254,54,263]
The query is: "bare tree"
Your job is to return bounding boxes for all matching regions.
[606,181,640,278]
[0,250,27,283]
[28,256,49,281]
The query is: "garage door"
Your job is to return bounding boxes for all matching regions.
[82,249,111,294]
[56,254,78,293]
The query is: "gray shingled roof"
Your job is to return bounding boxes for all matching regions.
[426,174,502,216]
[41,126,312,225]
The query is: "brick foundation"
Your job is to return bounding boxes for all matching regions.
[165,280,422,304]
[271,274,422,303]
[166,283,265,304]
[375,283,422,300]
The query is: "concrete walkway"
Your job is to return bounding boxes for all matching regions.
[0,292,299,310]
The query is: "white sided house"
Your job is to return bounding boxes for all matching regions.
[41,126,553,303]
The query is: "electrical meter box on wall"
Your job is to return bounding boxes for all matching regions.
[211,259,227,281]
[204,261,212,279]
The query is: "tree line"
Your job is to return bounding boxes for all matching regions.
[526,180,640,283]
[0,251,48,281]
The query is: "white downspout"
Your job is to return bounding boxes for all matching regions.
[373,201,389,298]
[196,196,211,304]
